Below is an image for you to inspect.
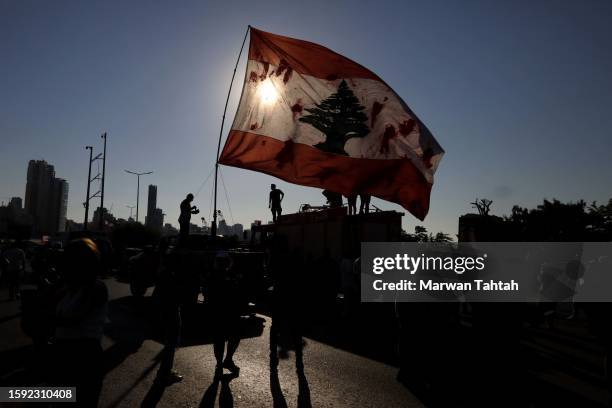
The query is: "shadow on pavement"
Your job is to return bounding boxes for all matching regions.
[199,373,238,408]
[269,365,311,408]
[105,296,265,349]
[104,350,162,408]
[141,375,169,408]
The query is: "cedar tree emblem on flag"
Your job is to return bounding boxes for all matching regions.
[219,27,444,220]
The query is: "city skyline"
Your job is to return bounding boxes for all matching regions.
[24,159,68,236]
[2,1,612,235]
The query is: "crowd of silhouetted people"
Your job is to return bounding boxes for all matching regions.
[1,229,326,407]
[4,188,612,408]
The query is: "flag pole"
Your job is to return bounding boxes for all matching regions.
[211,25,250,238]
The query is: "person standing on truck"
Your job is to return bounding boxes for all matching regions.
[178,193,199,244]
[269,184,284,223]
[359,194,371,214]
[345,194,357,215]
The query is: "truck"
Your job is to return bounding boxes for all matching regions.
[251,207,404,262]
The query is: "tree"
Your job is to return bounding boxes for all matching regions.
[471,198,493,216]
[504,199,597,241]
[401,226,453,242]
[588,199,612,240]
[299,80,369,155]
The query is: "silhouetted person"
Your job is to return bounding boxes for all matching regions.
[269,184,284,222]
[54,238,108,407]
[346,194,357,215]
[269,243,307,371]
[2,240,25,300]
[178,193,199,244]
[152,241,183,385]
[359,194,371,214]
[268,244,312,405]
[207,252,242,377]
[322,190,342,208]
[312,249,339,315]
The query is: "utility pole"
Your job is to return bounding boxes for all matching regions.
[124,170,152,223]
[98,133,107,231]
[84,146,93,230]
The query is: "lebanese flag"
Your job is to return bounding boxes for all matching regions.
[219,27,444,220]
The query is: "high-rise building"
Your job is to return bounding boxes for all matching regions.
[50,178,69,233]
[218,219,236,236]
[232,223,244,237]
[25,160,69,236]
[147,185,157,221]
[25,160,54,233]
[145,184,164,232]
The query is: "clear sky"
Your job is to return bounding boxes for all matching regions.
[2,0,611,236]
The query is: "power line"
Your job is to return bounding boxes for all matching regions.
[208,180,215,223]
[219,168,234,225]
[194,164,216,198]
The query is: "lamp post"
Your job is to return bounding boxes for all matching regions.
[124,170,152,223]
[126,205,136,220]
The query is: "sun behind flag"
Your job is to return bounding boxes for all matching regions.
[219,27,444,220]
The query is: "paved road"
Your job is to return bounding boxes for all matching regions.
[0,279,424,408]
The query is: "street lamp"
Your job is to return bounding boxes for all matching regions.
[124,170,153,223]
[126,205,136,220]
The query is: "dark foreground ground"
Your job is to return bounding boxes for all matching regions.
[2,277,612,407]
[0,278,423,408]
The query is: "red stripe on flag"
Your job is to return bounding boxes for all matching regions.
[219,130,433,220]
[249,28,381,82]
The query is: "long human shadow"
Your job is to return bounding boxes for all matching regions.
[270,366,288,408]
[296,366,311,408]
[105,294,264,405]
[199,373,238,408]
[140,372,170,408]
[106,296,265,348]
[105,350,161,408]
[269,363,311,408]
[269,330,311,408]
[104,294,263,407]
